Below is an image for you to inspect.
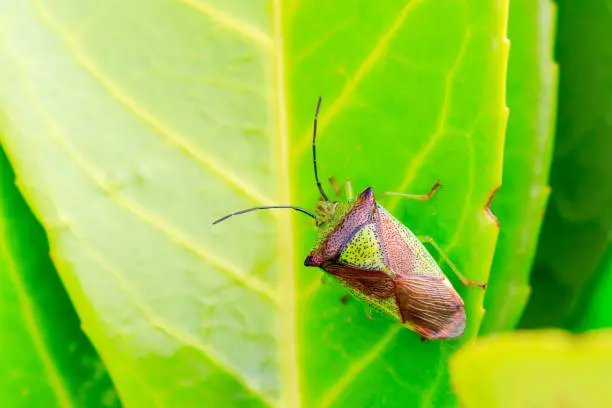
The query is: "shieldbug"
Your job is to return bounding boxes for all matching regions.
[213,97,485,340]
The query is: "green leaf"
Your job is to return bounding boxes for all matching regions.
[450,329,612,408]
[0,1,507,406]
[0,145,119,407]
[480,0,557,334]
[575,246,612,331]
[520,0,612,329]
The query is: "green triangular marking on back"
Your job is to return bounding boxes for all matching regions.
[338,224,389,274]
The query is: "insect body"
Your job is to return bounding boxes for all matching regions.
[213,97,484,340]
[304,187,469,339]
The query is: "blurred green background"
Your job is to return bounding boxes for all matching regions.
[0,0,611,407]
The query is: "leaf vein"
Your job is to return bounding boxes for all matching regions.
[444,133,475,252]
[296,0,424,153]
[318,325,401,408]
[272,0,300,406]
[387,29,472,211]
[0,40,280,303]
[174,0,272,48]
[75,232,275,407]
[33,0,276,207]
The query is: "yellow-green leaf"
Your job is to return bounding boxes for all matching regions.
[450,329,612,408]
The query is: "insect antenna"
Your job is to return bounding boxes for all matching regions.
[313,96,330,202]
[213,97,328,226]
[212,205,316,225]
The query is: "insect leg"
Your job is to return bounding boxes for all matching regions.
[328,176,343,197]
[340,293,350,304]
[417,235,486,289]
[345,180,354,200]
[328,177,354,200]
[384,180,442,201]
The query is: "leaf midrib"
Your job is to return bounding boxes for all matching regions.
[273,1,300,407]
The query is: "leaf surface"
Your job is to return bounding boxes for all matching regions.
[0,1,507,406]
[0,145,118,407]
[450,329,612,408]
[520,0,612,329]
[480,0,557,334]
[575,246,612,331]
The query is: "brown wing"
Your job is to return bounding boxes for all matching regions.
[394,275,465,339]
[323,263,395,299]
